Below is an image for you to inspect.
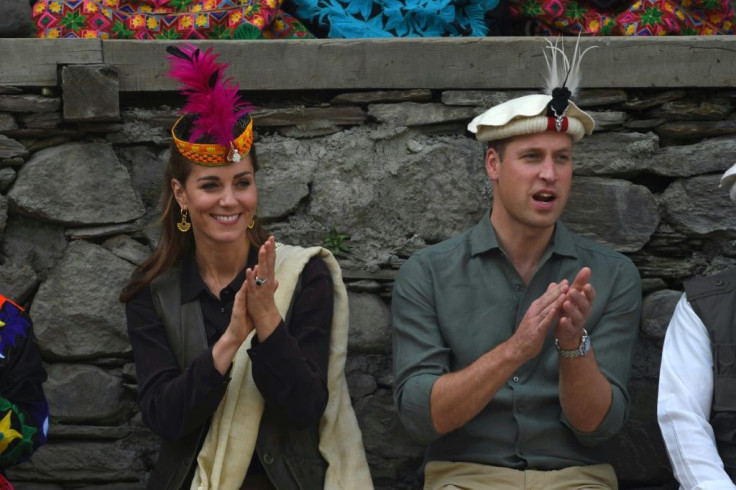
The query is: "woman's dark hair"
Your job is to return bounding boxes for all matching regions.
[120,143,269,302]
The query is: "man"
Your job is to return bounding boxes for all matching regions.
[392,42,642,489]
[657,163,736,489]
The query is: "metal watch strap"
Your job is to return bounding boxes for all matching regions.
[555,329,590,358]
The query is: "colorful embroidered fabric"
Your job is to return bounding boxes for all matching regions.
[0,296,49,470]
[32,0,314,39]
[510,0,735,35]
[286,0,500,37]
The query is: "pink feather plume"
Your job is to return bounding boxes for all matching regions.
[167,44,255,146]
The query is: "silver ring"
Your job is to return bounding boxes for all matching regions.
[255,277,267,286]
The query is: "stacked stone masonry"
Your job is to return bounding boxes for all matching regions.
[1,74,735,489]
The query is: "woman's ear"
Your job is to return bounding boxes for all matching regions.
[171,178,187,209]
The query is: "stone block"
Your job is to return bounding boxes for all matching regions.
[589,110,628,130]
[102,235,151,266]
[0,113,18,132]
[257,137,316,219]
[8,142,145,226]
[623,90,686,111]
[62,65,120,122]
[353,389,425,474]
[661,175,736,236]
[0,95,60,113]
[49,423,132,440]
[0,166,15,191]
[611,379,676,487]
[32,241,135,360]
[0,135,28,160]
[1,215,67,277]
[106,108,176,146]
[563,177,660,253]
[648,135,736,177]
[254,106,366,127]
[656,120,736,142]
[45,364,134,424]
[19,112,62,129]
[646,98,732,121]
[348,293,392,354]
[574,131,658,177]
[641,289,682,341]
[575,89,628,107]
[332,89,432,105]
[368,102,477,126]
[440,90,533,107]
[6,439,148,483]
[116,145,169,211]
[0,259,38,305]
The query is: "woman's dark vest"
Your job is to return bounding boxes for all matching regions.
[684,268,736,481]
[145,266,327,490]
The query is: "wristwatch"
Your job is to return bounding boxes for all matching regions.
[555,329,590,358]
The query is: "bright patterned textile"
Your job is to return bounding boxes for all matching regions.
[285,0,500,37]
[32,0,314,39]
[510,0,735,35]
[0,296,48,471]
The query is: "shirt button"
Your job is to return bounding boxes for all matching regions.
[512,376,520,383]
[517,406,523,414]
[263,452,274,465]
[513,284,522,292]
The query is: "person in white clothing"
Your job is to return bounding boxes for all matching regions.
[657,161,736,490]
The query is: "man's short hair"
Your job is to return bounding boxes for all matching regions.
[487,138,511,161]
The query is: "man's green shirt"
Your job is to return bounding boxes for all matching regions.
[392,210,641,470]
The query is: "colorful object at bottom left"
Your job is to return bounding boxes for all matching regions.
[0,295,49,473]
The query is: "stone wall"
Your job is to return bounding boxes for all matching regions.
[1,75,735,489]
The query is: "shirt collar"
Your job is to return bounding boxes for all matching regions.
[180,246,258,303]
[469,209,578,260]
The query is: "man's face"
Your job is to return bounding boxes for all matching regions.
[486,131,573,234]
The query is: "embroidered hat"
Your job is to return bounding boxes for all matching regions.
[468,38,595,143]
[722,162,736,202]
[167,45,255,166]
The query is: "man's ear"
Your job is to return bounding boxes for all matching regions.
[485,148,501,181]
[171,178,187,209]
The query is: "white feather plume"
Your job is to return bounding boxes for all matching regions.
[542,35,597,99]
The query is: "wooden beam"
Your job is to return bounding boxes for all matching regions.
[0,39,102,87]
[101,37,736,91]
[2,37,735,90]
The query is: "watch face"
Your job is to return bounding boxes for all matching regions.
[580,334,591,355]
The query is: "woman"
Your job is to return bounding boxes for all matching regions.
[120,45,371,490]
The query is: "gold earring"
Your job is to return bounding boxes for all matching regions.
[248,218,255,229]
[177,209,191,232]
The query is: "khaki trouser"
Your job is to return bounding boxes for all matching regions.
[424,461,618,490]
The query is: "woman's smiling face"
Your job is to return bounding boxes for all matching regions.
[172,154,257,249]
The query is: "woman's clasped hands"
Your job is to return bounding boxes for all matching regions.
[232,236,282,344]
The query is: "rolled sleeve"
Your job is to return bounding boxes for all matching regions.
[564,383,627,446]
[392,255,445,444]
[567,258,641,446]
